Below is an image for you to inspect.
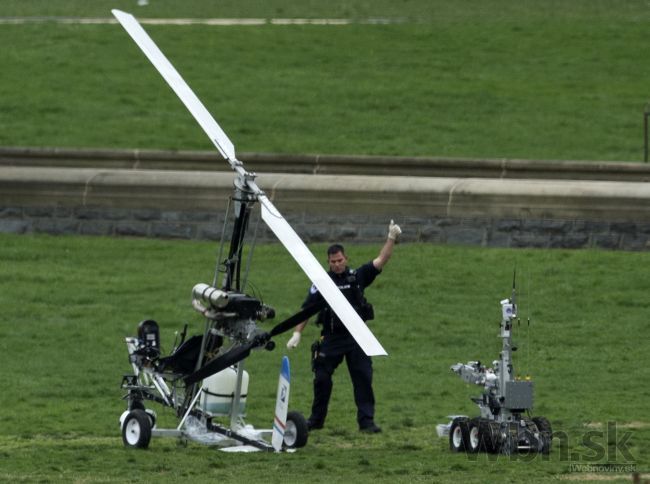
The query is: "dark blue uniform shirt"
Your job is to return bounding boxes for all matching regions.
[302,261,381,335]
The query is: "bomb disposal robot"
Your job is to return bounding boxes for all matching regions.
[439,282,552,454]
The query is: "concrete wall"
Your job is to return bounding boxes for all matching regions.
[3,146,650,180]
[1,148,649,250]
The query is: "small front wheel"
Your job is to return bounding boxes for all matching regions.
[283,411,308,449]
[122,409,152,449]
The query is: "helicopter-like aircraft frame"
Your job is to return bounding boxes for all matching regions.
[112,9,386,452]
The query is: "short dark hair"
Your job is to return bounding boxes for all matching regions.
[327,244,345,256]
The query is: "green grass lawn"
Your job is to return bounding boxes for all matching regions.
[0,0,646,21]
[0,233,648,482]
[1,1,650,161]
[1,3,650,479]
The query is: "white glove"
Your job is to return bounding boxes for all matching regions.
[388,219,402,241]
[286,331,301,349]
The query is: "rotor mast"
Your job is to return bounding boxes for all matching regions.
[221,169,260,292]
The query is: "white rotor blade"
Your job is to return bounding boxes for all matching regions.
[259,195,387,357]
[112,9,236,163]
[113,9,385,357]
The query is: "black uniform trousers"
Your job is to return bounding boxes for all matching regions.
[310,331,375,428]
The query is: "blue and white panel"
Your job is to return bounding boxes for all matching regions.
[271,356,291,451]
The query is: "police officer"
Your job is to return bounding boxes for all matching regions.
[286,220,402,433]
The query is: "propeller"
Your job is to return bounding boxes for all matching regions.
[267,300,326,339]
[112,9,387,357]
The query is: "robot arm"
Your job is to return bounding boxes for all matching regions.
[451,361,497,388]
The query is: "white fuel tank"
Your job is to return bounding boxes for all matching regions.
[201,366,249,416]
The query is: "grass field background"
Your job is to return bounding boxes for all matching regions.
[1,1,650,161]
[0,233,648,482]
[2,1,650,482]
[2,0,648,20]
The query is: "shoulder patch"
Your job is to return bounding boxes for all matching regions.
[309,284,319,295]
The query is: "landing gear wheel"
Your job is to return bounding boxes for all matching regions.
[145,409,157,429]
[533,416,552,454]
[128,400,156,428]
[283,411,308,449]
[467,418,481,453]
[122,409,152,449]
[449,417,470,452]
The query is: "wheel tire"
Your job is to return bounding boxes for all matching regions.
[283,411,309,449]
[128,399,156,428]
[467,418,481,453]
[145,409,157,429]
[449,417,470,452]
[532,416,552,435]
[537,430,552,454]
[500,422,519,455]
[533,416,552,454]
[478,420,500,453]
[122,409,152,449]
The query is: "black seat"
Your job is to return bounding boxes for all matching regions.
[158,335,203,375]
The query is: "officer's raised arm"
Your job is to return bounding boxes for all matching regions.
[373,220,402,270]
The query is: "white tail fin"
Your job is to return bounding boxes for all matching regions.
[271,356,291,451]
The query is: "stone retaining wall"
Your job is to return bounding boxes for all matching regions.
[2,204,647,250]
[1,156,649,250]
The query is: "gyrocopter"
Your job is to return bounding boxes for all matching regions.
[111,10,387,452]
